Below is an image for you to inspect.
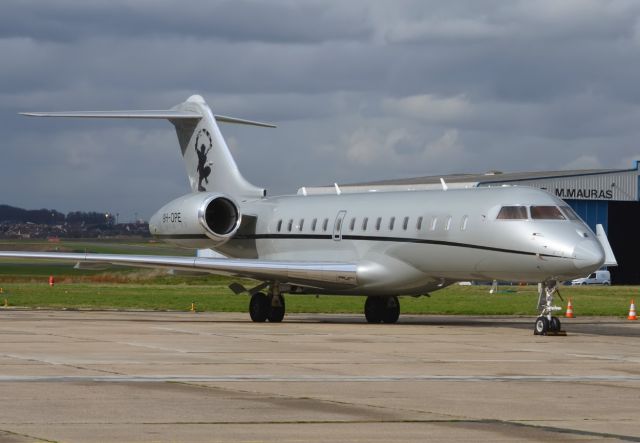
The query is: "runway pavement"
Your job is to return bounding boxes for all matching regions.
[0,310,638,442]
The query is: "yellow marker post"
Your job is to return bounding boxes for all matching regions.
[190,302,196,313]
[3,298,7,308]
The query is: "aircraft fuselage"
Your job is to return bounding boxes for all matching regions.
[163,185,604,296]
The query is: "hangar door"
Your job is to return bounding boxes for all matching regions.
[607,201,640,285]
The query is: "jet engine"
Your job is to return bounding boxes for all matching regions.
[149,193,241,248]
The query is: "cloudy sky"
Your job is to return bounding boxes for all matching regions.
[2,0,640,220]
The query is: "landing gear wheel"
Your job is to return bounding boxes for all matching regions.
[549,316,561,332]
[382,296,400,324]
[267,294,285,323]
[249,292,270,322]
[534,316,549,335]
[364,297,384,323]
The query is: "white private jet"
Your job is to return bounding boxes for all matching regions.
[0,95,615,334]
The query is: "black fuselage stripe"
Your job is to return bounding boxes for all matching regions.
[154,233,559,258]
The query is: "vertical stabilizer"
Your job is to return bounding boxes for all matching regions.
[170,95,266,199]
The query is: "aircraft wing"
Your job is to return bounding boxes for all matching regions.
[0,251,357,290]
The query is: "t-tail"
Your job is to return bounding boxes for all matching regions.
[21,95,273,200]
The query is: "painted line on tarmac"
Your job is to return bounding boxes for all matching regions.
[0,374,639,383]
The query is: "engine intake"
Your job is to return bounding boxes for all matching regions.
[199,195,240,238]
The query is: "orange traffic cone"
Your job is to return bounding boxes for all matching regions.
[565,298,574,318]
[48,275,55,287]
[628,300,637,321]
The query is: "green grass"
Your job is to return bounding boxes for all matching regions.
[0,238,191,256]
[0,238,636,316]
[0,281,636,316]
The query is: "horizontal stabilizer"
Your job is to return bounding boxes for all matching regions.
[595,224,617,267]
[20,111,275,127]
[214,114,276,128]
[20,110,201,119]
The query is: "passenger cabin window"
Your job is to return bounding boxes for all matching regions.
[299,219,304,231]
[376,217,382,231]
[311,218,317,231]
[287,219,293,232]
[445,216,452,231]
[349,217,356,231]
[389,217,395,230]
[430,217,437,231]
[461,215,468,231]
[497,206,528,220]
[416,216,423,230]
[277,220,282,232]
[531,206,566,220]
[362,217,368,231]
[402,217,409,230]
[322,218,329,231]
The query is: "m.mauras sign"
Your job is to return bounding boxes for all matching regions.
[554,188,614,200]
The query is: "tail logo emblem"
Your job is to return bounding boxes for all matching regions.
[195,128,213,191]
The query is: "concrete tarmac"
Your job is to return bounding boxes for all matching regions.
[0,310,638,442]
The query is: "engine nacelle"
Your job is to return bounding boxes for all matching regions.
[149,193,241,248]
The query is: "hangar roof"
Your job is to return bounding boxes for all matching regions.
[298,162,640,201]
[350,168,619,187]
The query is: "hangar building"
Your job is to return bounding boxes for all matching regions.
[302,162,640,284]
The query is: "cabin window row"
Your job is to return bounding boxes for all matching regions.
[275,215,469,233]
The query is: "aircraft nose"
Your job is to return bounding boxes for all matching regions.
[573,239,605,271]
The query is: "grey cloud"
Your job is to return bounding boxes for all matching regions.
[0,0,372,44]
[1,0,640,218]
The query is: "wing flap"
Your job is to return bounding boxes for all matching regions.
[0,251,357,289]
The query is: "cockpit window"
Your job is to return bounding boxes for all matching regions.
[560,205,580,221]
[497,206,528,220]
[530,206,566,220]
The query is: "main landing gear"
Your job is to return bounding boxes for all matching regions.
[534,281,563,335]
[364,296,400,324]
[249,286,285,323]
[244,282,402,324]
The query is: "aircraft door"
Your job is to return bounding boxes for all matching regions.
[333,210,347,241]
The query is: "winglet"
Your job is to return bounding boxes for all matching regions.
[596,224,617,267]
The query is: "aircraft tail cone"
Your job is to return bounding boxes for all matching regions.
[628,300,637,321]
[565,298,574,318]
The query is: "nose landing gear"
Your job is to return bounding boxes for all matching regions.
[534,281,565,336]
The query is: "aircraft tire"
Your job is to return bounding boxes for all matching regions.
[364,296,384,323]
[382,296,400,324]
[549,316,561,332]
[268,294,285,323]
[534,316,549,335]
[249,292,270,322]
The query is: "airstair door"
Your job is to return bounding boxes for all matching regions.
[333,210,347,241]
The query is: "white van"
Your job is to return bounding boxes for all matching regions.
[571,270,611,286]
